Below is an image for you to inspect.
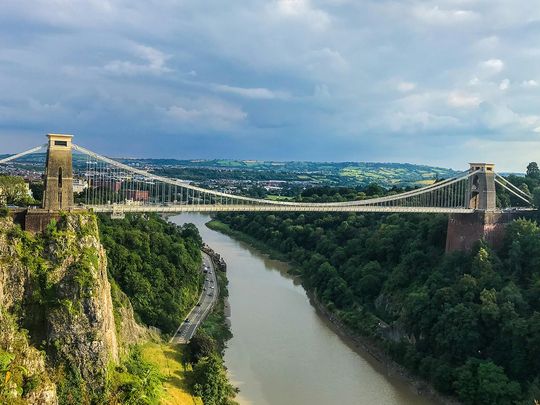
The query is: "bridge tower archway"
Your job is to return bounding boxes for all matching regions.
[467,163,496,212]
[43,134,74,211]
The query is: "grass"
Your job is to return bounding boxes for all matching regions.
[267,194,294,201]
[140,342,202,405]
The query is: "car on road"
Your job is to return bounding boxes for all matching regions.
[208,293,213,297]
[184,319,189,323]
[196,303,201,306]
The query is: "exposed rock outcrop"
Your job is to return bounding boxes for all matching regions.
[43,213,118,396]
[0,212,144,403]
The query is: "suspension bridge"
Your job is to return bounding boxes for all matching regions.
[0,134,535,251]
[0,134,533,216]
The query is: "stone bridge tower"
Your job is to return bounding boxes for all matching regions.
[466,163,496,211]
[446,162,517,252]
[42,134,74,211]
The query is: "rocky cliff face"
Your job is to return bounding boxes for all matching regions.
[0,212,140,404]
[43,213,118,398]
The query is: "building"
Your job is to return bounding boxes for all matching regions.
[126,189,149,202]
[73,178,88,194]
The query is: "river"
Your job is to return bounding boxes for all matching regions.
[170,213,435,405]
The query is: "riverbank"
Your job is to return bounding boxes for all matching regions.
[206,219,458,405]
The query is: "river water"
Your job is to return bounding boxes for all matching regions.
[170,213,434,405]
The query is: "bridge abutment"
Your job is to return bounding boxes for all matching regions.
[446,162,505,252]
[446,211,513,252]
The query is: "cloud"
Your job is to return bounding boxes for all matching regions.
[412,6,479,25]
[214,84,290,100]
[304,47,349,74]
[2,0,540,170]
[385,111,460,132]
[474,36,500,51]
[522,79,539,88]
[447,91,482,108]
[166,99,247,128]
[479,59,505,75]
[397,81,416,92]
[273,0,330,30]
[104,44,171,76]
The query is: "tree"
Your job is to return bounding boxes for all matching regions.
[454,359,521,405]
[533,187,540,209]
[188,332,217,362]
[192,355,236,405]
[527,162,540,180]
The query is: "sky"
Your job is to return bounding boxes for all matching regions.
[1,0,539,171]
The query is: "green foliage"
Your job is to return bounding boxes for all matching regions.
[533,187,540,209]
[216,175,540,403]
[0,308,48,405]
[98,214,203,333]
[56,365,88,405]
[29,182,44,204]
[155,159,457,189]
[187,332,217,363]
[108,346,164,405]
[0,175,35,206]
[527,162,540,180]
[197,269,233,354]
[186,264,237,404]
[192,354,236,405]
[454,359,521,405]
[497,162,539,208]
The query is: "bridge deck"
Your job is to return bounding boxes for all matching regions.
[88,204,476,214]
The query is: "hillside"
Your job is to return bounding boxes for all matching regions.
[2,153,458,188]
[0,211,202,404]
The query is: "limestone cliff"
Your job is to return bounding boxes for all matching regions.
[0,212,143,404]
[42,213,118,399]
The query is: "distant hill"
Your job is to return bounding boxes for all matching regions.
[2,153,460,188]
[122,159,460,188]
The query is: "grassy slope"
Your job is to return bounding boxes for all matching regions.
[141,342,202,405]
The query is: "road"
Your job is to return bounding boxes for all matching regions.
[170,252,218,344]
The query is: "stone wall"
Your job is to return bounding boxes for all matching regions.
[446,210,536,252]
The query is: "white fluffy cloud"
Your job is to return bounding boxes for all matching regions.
[480,59,505,75]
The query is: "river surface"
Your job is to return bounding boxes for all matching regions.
[170,213,435,405]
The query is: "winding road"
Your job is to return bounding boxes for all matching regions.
[170,252,218,344]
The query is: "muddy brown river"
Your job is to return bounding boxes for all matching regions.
[170,213,435,405]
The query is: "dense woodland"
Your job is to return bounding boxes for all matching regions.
[215,164,540,405]
[98,213,237,404]
[98,214,203,334]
